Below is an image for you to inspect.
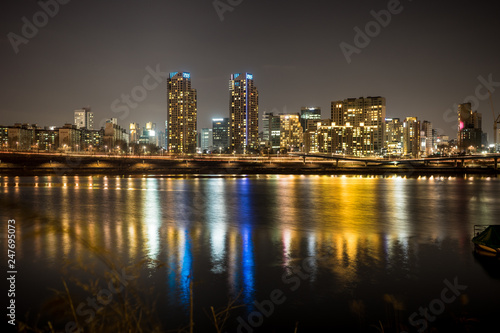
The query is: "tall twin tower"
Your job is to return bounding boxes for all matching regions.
[166,72,258,154]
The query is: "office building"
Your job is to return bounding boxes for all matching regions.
[200,128,213,153]
[167,72,197,153]
[212,118,230,151]
[157,131,165,149]
[267,113,282,150]
[261,112,271,142]
[300,107,321,132]
[457,103,482,151]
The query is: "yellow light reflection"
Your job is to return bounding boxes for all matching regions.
[143,179,161,264]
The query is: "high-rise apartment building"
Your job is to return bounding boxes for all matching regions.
[59,123,81,150]
[331,96,386,153]
[384,118,403,156]
[129,123,140,144]
[304,120,376,155]
[74,107,94,130]
[229,73,258,153]
[0,126,9,149]
[104,121,127,149]
[280,114,303,152]
[167,72,197,153]
[384,118,403,145]
[8,124,35,151]
[421,120,433,156]
[403,117,420,157]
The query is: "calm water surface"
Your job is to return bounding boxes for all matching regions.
[1,175,500,332]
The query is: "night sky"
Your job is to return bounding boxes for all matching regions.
[1,0,499,140]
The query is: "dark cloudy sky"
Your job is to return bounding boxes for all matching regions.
[1,0,499,140]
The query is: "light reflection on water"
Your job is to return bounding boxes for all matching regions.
[1,175,500,330]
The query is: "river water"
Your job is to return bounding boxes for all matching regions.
[1,175,500,332]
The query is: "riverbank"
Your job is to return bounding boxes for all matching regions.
[1,152,498,176]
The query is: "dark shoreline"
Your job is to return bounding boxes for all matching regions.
[1,152,498,177]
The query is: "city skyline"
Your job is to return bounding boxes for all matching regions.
[3,2,500,332]
[0,81,488,145]
[1,0,500,141]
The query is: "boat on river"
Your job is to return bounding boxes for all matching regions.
[472,225,500,255]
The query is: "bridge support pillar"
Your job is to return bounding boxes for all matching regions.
[364,161,368,167]
[454,159,457,168]
[495,157,498,170]
[335,159,339,168]
[303,156,306,164]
